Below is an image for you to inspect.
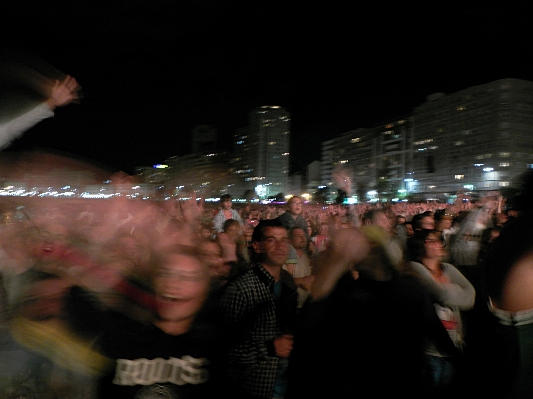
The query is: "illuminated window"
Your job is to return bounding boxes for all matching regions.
[500,162,510,167]
[268,141,276,145]
[499,152,510,157]
[455,175,464,180]
[454,141,463,146]
[350,138,361,143]
[499,182,509,187]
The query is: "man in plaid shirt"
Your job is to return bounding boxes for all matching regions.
[219,219,298,399]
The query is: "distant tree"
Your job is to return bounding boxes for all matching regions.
[275,192,285,202]
[313,187,329,203]
[243,189,255,202]
[335,189,347,204]
[356,181,368,203]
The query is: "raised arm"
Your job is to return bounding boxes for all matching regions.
[0,75,80,150]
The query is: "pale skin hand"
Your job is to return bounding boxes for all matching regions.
[293,275,315,291]
[45,75,81,110]
[179,192,204,225]
[274,334,293,358]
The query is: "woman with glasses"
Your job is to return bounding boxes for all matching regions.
[406,229,476,399]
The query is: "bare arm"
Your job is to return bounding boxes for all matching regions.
[309,226,370,300]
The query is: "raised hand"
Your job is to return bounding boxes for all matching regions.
[46,75,81,109]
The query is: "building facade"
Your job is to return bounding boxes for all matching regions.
[233,105,290,198]
[320,78,533,203]
[409,78,533,201]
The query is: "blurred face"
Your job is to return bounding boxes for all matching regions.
[420,216,436,230]
[288,198,303,216]
[153,253,210,328]
[437,218,452,230]
[222,199,233,210]
[424,233,446,259]
[372,211,392,232]
[199,241,230,278]
[30,223,69,259]
[253,226,290,267]
[405,223,414,236]
[290,228,307,251]
[243,225,254,241]
[225,223,241,241]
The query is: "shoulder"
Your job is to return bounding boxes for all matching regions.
[280,269,298,290]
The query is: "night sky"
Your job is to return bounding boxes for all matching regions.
[0,1,531,176]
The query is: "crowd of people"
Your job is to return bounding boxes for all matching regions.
[2,69,533,399]
[0,179,532,399]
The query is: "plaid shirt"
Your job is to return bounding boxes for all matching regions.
[219,263,298,399]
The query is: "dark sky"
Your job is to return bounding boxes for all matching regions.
[0,1,532,175]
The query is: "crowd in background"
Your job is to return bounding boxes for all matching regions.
[0,179,530,399]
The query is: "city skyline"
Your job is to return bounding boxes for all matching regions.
[0,1,531,176]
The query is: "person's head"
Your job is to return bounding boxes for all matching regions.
[198,239,231,279]
[152,245,211,334]
[404,221,414,237]
[434,209,453,231]
[493,212,509,227]
[199,223,214,239]
[286,196,304,216]
[481,226,502,246]
[407,229,445,262]
[413,211,436,231]
[252,219,289,267]
[363,209,392,232]
[223,218,241,241]
[220,194,233,210]
[289,226,307,251]
[396,215,407,225]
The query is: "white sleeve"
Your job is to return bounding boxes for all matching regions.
[0,103,54,150]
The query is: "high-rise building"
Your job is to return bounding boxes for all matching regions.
[233,105,290,198]
[409,78,533,200]
[321,127,380,202]
[320,78,533,203]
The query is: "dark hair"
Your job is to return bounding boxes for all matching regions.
[362,209,384,225]
[434,209,454,222]
[251,219,284,242]
[223,218,240,232]
[406,228,436,262]
[411,212,434,230]
[220,193,232,202]
[289,225,306,237]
